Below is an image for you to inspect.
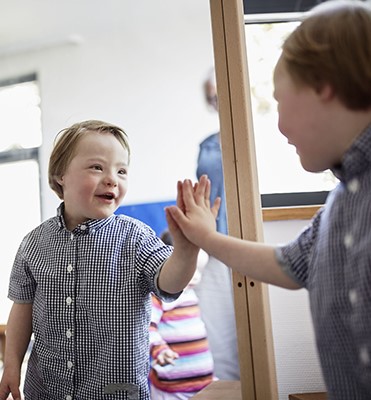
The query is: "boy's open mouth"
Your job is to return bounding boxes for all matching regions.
[99,193,114,200]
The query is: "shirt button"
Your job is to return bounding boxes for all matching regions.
[80,224,87,231]
[66,297,73,306]
[349,289,358,306]
[70,233,74,241]
[360,347,370,365]
[344,233,354,248]
[67,264,73,273]
[66,395,72,400]
[66,329,72,339]
[347,178,359,193]
[67,360,73,369]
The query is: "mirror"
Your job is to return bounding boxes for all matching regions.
[0,0,240,386]
[210,0,325,398]
[0,1,325,399]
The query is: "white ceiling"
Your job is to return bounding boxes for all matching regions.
[0,0,144,57]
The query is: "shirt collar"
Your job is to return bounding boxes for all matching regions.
[57,202,116,234]
[332,123,371,183]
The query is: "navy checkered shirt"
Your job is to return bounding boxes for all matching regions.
[277,124,371,399]
[8,205,178,400]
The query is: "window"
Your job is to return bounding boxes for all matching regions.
[0,75,42,324]
[243,0,327,14]
[244,15,338,207]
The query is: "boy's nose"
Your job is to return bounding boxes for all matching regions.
[104,174,117,187]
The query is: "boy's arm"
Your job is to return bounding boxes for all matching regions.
[0,302,33,400]
[158,179,209,294]
[192,232,299,289]
[166,176,300,290]
[157,220,199,294]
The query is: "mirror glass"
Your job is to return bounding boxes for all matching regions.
[245,18,338,196]
[0,0,240,384]
[0,2,326,398]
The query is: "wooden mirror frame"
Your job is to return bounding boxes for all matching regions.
[209,0,278,398]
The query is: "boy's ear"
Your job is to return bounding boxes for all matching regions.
[56,175,64,186]
[318,83,335,102]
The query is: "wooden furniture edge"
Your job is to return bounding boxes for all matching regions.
[262,205,321,221]
[191,380,242,399]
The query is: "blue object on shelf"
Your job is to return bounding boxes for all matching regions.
[116,200,176,236]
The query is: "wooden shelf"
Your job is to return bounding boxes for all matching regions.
[289,393,327,400]
[188,381,327,400]
[262,205,321,221]
[192,381,242,400]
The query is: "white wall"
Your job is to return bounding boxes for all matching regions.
[0,1,326,398]
[0,0,219,220]
[264,220,326,398]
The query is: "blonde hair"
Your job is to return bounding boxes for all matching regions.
[48,120,130,199]
[282,0,371,110]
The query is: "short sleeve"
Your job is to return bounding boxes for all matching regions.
[153,262,182,303]
[129,219,182,302]
[8,237,36,303]
[276,208,324,288]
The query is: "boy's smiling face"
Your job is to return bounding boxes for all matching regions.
[57,130,129,230]
[273,56,346,173]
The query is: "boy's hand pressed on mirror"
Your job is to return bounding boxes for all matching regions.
[167,175,299,290]
[158,178,209,295]
[166,174,221,251]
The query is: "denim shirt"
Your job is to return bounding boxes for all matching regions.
[196,133,228,234]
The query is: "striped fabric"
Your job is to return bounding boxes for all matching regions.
[149,288,214,393]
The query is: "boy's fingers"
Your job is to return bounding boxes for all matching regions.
[165,207,176,231]
[211,197,221,218]
[204,178,211,202]
[165,206,187,229]
[176,181,185,212]
[0,383,13,400]
[182,180,197,208]
[10,386,21,400]
[194,175,208,204]
[0,391,9,400]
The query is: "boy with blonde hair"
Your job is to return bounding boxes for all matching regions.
[0,120,205,400]
[167,1,371,399]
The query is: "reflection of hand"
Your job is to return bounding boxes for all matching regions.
[166,178,200,257]
[166,175,220,249]
[155,349,179,366]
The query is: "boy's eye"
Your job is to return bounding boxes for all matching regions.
[118,168,128,175]
[92,165,103,171]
